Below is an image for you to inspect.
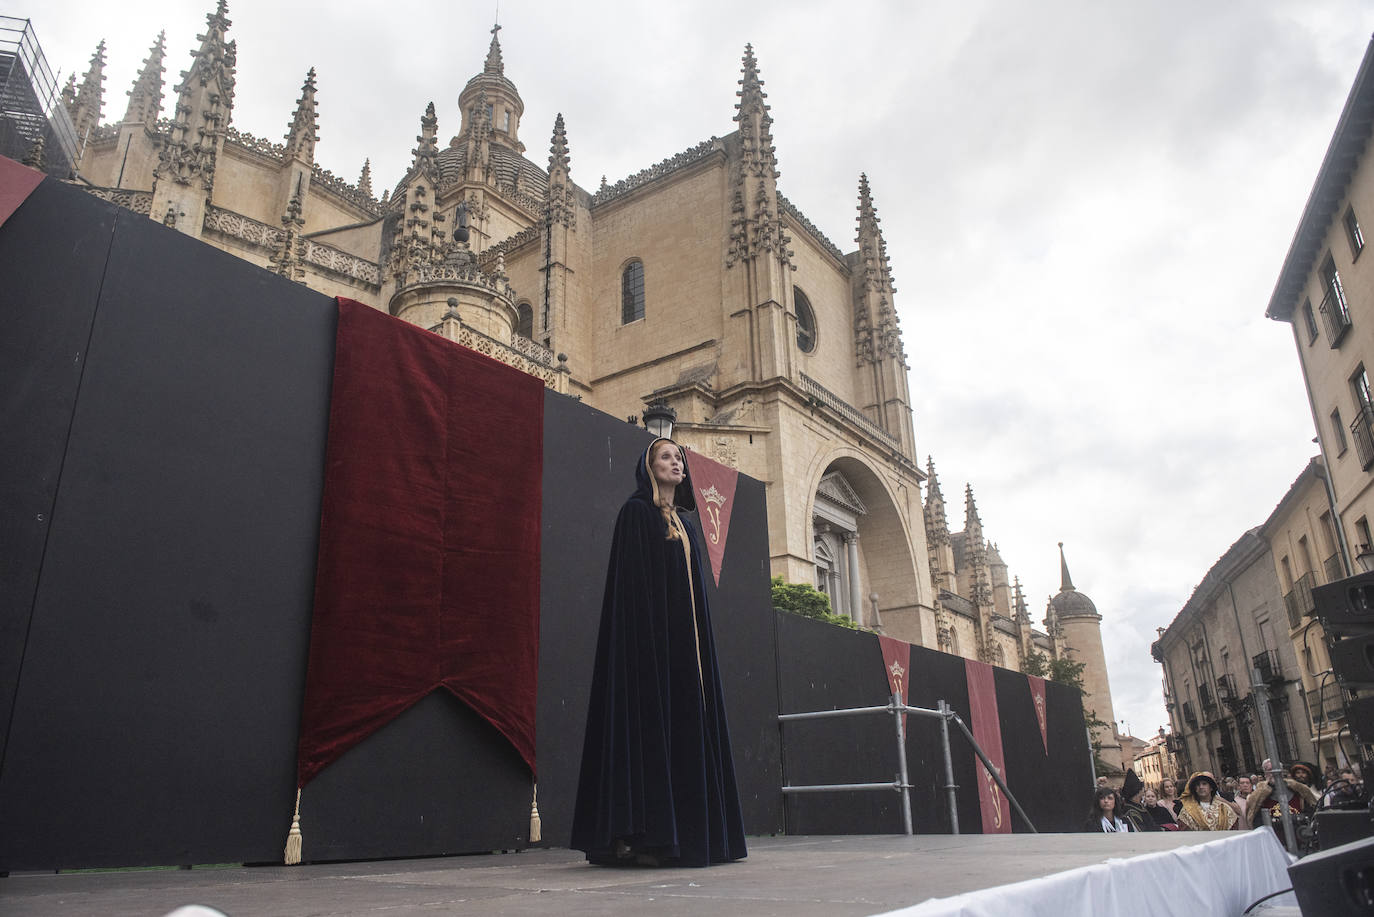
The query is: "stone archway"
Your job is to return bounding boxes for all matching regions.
[808,454,922,630]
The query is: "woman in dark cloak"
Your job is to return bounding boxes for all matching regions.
[571,438,747,867]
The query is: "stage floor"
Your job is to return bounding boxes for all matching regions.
[0,832,1300,917]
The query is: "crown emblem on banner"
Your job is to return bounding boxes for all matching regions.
[889,660,905,680]
[699,484,727,507]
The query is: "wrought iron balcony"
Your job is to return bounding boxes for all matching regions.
[1181,701,1197,727]
[1320,279,1352,346]
[1252,649,1284,685]
[1325,552,1344,584]
[1353,402,1374,470]
[1284,572,1316,630]
[1320,682,1348,721]
[1198,682,1217,717]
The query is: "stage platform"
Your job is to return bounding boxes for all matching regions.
[0,833,1300,917]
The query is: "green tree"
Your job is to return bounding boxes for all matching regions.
[771,577,858,630]
[1023,650,1114,775]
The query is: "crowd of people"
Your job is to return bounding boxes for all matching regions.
[1084,761,1365,834]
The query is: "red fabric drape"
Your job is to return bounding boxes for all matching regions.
[685,449,738,586]
[1026,673,1049,754]
[295,298,543,787]
[0,154,44,229]
[964,659,1011,834]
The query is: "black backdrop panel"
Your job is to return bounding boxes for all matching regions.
[0,179,117,770]
[0,184,335,869]
[535,395,783,846]
[776,616,1091,835]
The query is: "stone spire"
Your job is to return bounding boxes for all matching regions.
[152,0,237,234]
[726,44,789,271]
[283,68,319,164]
[1059,541,1076,591]
[413,101,440,181]
[60,74,77,113]
[545,113,574,226]
[965,484,994,661]
[485,22,504,75]
[357,159,373,198]
[69,40,107,144]
[464,88,492,183]
[1013,577,1030,624]
[122,31,166,127]
[854,173,903,363]
[924,456,949,542]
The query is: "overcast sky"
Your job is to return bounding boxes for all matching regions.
[17,0,1374,748]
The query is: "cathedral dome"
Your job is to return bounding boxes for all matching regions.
[1050,543,1099,619]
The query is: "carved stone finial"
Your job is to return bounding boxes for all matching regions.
[357,158,373,197]
[69,39,108,143]
[123,30,166,127]
[485,22,504,75]
[548,112,569,175]
[283,67,320,163]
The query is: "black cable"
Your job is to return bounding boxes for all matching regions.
[1242,887,1295,914]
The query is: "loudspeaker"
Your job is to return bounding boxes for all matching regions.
[1348,697,1374,746]
[1333,635,1374,687]
[1290,835,1374,915]
[1317,809,1374,850]
[1313,571,1374,635]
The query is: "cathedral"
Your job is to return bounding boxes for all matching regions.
[36,1,1122,762]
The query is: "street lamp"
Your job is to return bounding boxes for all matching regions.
[1357,543,1374,574]
[642,399,676,439]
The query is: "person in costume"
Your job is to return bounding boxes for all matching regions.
[1118,769,1160,832]
[1083,786,1134,832]
[571,438,747,867]
[1245,759,1319,828]
[1176,772,1237,831]
[1140,787,1179,830]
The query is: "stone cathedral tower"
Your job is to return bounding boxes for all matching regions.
[1047,543,1123,771]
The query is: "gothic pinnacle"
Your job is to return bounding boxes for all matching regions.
[123,31,166,126]
[71,40,107,139]
[284,67,320,162]
[549,113,570,175]
[358,158,373,197]
[1058,542,1076,592]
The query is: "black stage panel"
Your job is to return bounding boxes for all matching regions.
[776,616,1090,835]
[0,179,117,770]
[0,182,335,869]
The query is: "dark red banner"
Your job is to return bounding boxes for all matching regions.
[964,658,1011,833]
[686,449,738,586]
[0,154,44,229]
[1027,673,1049,755]
[878,635,911,732]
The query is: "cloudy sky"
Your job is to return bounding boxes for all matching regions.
[17,0,1374,745]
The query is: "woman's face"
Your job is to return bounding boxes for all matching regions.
[1161,780,1175,797]
[651,442,684,488]
[1142,789,1158,807]
[1099,793,1115,812]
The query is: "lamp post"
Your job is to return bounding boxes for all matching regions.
[642,399,676,440]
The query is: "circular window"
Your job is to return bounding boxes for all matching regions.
[794,287,816,353]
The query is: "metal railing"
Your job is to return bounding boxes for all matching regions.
[0,17,78,170]
[1324,552,1343,584]
[1253,649,1284,685]
[1352,402,1374,470]
[777,692,1037,835]
[1284,573,1316,631]
[1320,681,1348,721]
[1320,280,1352,347]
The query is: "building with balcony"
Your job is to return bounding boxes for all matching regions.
[1265,33,1374,770]
[1151,528,1315,780]
[1259,457,1353,770]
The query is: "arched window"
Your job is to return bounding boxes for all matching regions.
[794,286,816,353]
[516,302,533,339]
[621,260,645,324]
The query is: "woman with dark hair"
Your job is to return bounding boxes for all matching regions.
[1084,786,1134,833]
[1176,772,1237,831]
[571,438,748,867]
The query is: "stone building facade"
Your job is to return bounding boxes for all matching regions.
[38,2,1120,711]
[1259,458,1353,771]
[1152,529,1316,780]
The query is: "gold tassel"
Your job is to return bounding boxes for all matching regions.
[528,782,542,844]
[284,787,303,865]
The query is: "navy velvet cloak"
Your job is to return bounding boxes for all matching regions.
[570,440,747,866]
